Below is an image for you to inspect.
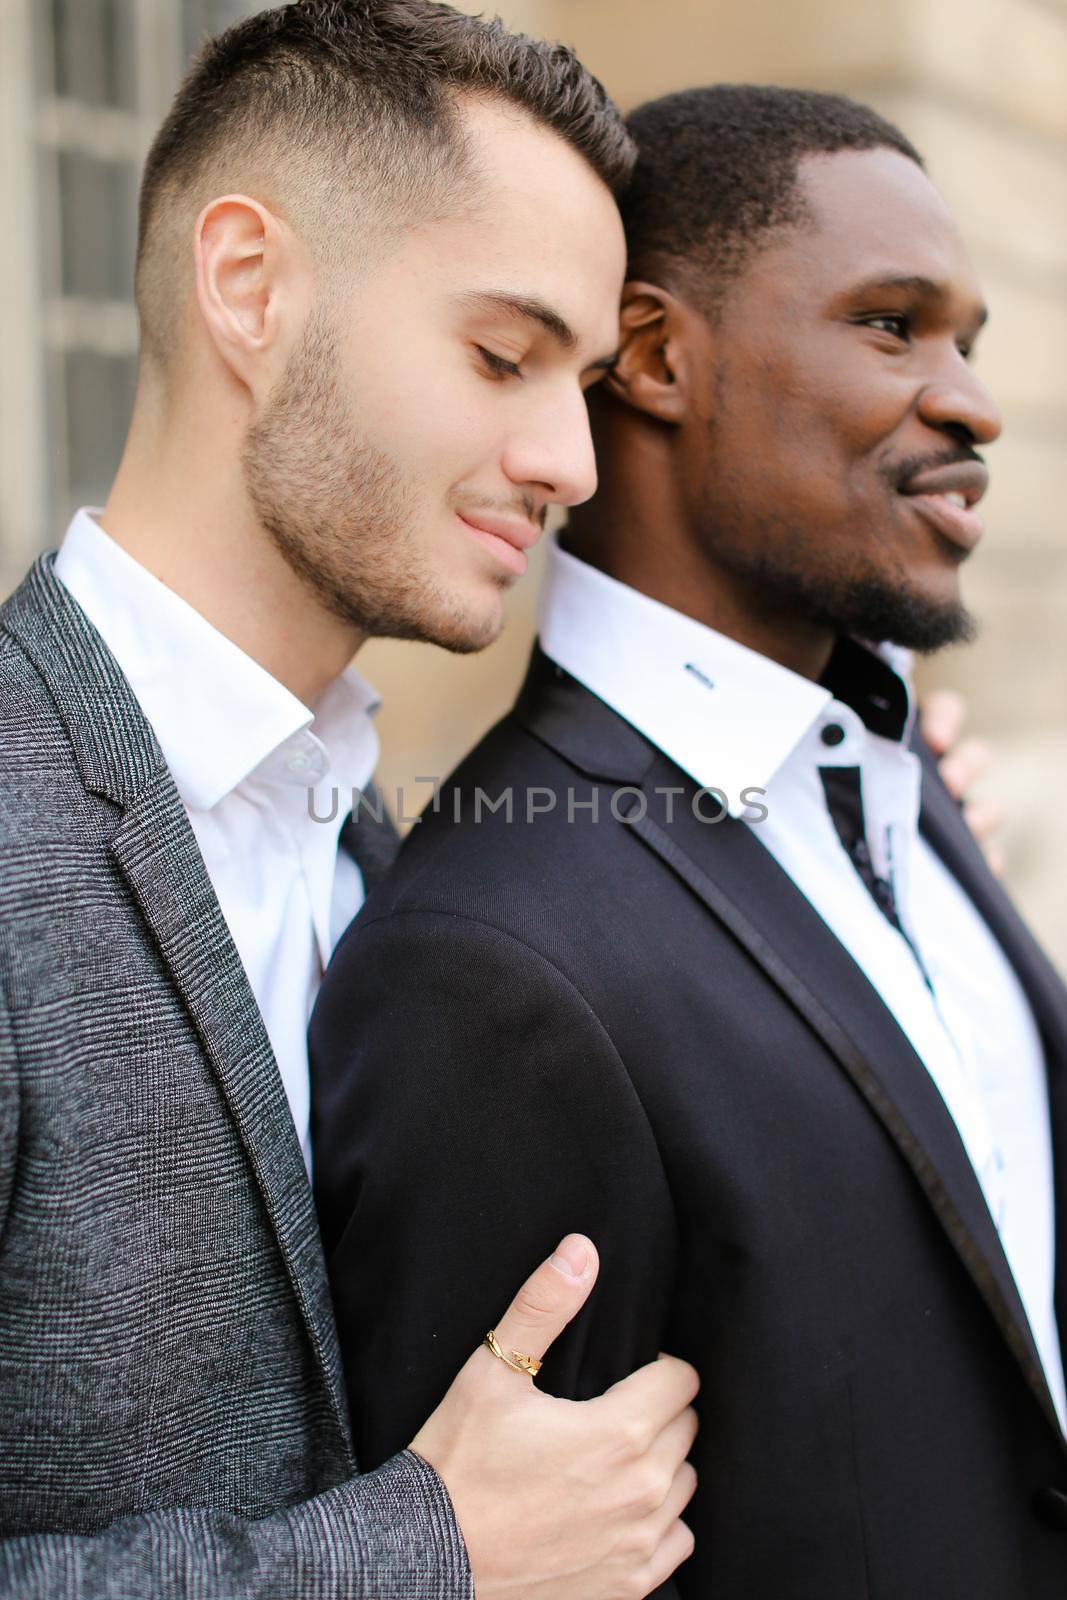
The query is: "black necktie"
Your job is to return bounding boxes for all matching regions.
[338,782,400,895]
[818,762,939,995]
[818,765,903,933]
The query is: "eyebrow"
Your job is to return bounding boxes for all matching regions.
[455,289,620,372]
[851,274,989,328]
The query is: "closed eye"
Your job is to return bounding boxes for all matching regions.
[476,346,523,380]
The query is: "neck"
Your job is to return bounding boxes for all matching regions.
[99,369,364,707]
[570,413,835,682]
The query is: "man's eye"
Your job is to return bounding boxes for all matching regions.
[476,346,523,380]
[863,313,910,340]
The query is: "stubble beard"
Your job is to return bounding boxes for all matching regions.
[241,306,503,653]
[699,484,976,656]
[696,356,978,654]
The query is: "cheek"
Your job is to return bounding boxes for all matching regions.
[739,334,904,460]
[348,344,507,488]
[711,349,835,475]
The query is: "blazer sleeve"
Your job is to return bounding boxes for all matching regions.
[0,1454,469,1599]
[309,906,679,1470]
[0,995,471,1600]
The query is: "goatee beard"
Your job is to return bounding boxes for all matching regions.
[798,572,977,654]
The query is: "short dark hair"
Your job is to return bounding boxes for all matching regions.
[620,85,924,314]
[136,0,634,360]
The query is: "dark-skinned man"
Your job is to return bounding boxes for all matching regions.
[312,88,1067,1598]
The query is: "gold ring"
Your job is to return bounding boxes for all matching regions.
[484,1329,542,1377]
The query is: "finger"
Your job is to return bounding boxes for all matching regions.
[486,1234,599,1369]
[593,1354,700,1440]
[639,1517,696,1594]
[920,688,966,756]
[983,839,1007,879]
[939,737,992,802]
[652,1459,698,1531]
[648,1405,700,1478]
[963,797,1005,846]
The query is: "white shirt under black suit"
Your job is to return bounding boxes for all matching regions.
[539,535,1067,1432]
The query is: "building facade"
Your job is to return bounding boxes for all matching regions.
[0,0,254,594]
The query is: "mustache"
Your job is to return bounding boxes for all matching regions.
[881,445,985,493]
[452,491,547,530]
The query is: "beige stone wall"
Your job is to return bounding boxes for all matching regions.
[364,0,1067,969]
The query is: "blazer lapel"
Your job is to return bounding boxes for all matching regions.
[108,784,352,1451]
[517,649,1066,1447]
[2,556,352,1454]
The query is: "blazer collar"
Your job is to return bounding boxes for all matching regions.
[538,540,914,812]
[514,646,658,787]
[0,555,352,1457]
[515,645,1067,1450]
[3,552,168,805]
[53,510,381,812]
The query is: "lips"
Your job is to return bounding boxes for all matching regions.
[897,459,988,553]
[456,508,543,578]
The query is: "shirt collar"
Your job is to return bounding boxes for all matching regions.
[821,633,914,743]
[537,537,913,815]
[53,508,379,812]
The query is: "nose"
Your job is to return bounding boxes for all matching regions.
[500,388,599,509]
[917,350,1003,448]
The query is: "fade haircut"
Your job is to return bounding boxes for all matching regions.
[136,0,635,366]
[620,85,924,317]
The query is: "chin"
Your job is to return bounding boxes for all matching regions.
[891,602,977,655]
[825,579,977,655]
[414,587,506,655]
[329,565,506,652]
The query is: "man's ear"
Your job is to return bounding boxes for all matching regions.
[193,194,308,394]
[604,280,692,424]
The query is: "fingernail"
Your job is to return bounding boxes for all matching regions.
[549,1235,589,1278]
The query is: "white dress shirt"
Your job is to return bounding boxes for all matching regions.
[54,509,379,1171]
[540,537,1067,1431]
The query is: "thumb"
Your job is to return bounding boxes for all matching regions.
[488,1234,599,1371]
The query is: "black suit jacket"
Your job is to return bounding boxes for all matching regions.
[311,647,1067,1599]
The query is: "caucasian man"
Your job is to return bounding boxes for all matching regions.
[313,87,1067,1598]
[0,5,700,1596]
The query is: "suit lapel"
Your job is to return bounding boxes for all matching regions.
[2,556,352,1454]
[517,649,1066,1447]
[109,782,352,1451]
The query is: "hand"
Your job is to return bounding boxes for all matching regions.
[921,688,1006,876]
[410,1233,699,1600]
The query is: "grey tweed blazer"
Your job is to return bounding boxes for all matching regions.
[0,556,471,1599]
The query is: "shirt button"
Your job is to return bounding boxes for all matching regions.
[286,753,308,774]
[821,723,846,747]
